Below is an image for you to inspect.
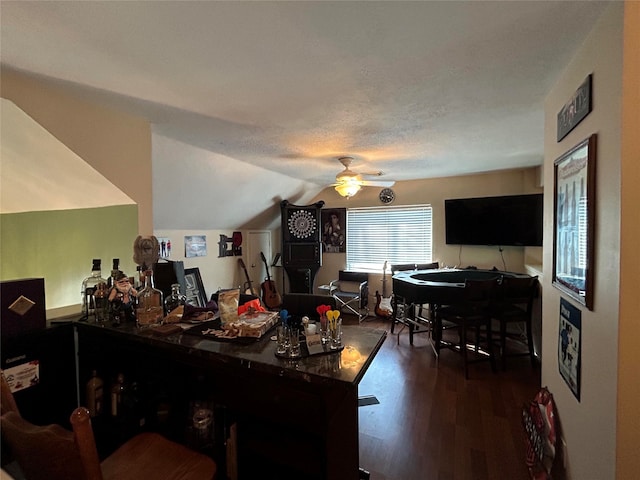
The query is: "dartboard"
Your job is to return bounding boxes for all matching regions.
[287,209,317,239]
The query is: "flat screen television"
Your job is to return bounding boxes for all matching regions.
[445,194,543,246]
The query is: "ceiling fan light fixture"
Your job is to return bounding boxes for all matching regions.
[335,182,361,198]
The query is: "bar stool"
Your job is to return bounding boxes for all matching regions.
[434,277,499,379]
[493,275,538,370]
[390,262,439,344]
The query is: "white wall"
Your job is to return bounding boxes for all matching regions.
[542,4,623,480]
[153,229,260,300]
[1,69,153,234]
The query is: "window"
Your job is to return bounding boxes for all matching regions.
[346,205,432,272]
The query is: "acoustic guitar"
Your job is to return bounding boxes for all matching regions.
[260,252,282,309]
[375,260,393,318]
[238,258,257,297]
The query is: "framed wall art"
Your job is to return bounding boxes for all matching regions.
[558,298,582,401]
[557,74,592,142]
[184,267,207,307]
[185,235,207,258]
[321,208,346,253]
[552,134,596,310]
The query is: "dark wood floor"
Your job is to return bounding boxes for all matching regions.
[351,315,541,480]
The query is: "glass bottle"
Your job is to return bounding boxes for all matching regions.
[93,282,110,323]
[110,373,125,417]
[107,258,121,289]
[164,283,186,315]
[86,370,104,418]
[135,265,143,290]
[136,268,164,328]
[81,259,108,321]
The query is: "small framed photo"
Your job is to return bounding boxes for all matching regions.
[185,235,207,258]
[184,267,207,307]
[552,134,596,310]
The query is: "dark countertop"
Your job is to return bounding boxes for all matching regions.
[75,320,387,388]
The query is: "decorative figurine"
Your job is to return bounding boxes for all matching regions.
[108,272,138,324]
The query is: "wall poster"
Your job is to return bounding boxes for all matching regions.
[558,298,582,401]
[552,134,596,310]
[321,208,346,253]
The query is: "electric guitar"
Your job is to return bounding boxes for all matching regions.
[375,261,393,318]
[238,258,257,296]
[260,252,282,309]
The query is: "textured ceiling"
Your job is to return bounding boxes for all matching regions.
[1,1,609,189]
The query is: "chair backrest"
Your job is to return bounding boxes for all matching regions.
[338,271,368,283]
[415,262,439,270]
[335,272,368,309]
[462,277,500,312]
[498,276,538,311]
[391,263,417,274]
[391,262,439,274]
[282,293,337,319]
[1,371,96,480]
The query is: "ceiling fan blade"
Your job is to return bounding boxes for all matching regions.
[360,180,395,187]
[329,180,395,188]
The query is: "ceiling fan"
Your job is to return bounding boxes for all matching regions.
[332,157,395,198]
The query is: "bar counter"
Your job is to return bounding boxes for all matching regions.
[76,320,387,480]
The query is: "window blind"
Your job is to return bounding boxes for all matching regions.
[346,205,432,272]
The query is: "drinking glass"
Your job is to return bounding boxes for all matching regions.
[289,327,301,358]
[330,318,342,350]
[320,316,330,345]
[276,325,288,355]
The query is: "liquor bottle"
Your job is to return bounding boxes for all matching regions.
[110,373,125,417]
[135,265,143,290]
[107,258,122,289]
[122,380,146,429]
[136,268,164,328]
[81,259,108,321]
[86,370,104,418]
[93,282,110,323]
[164,283,186,315]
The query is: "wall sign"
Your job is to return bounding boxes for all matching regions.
[557,74,592,142]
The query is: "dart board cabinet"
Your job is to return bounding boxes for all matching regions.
[281,200,324,293]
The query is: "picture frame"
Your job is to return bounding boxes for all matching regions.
[558,298,582,401]
[185,235,207,258]
[552,134,596,310]
[557,74,592,142]
[184,267,207,307]
[321,208,346,253]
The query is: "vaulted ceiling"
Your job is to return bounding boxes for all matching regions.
[1,1,610,229]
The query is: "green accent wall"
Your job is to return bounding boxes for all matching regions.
[1,205,138,312]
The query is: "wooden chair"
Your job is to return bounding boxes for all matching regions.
[1,372,217,480]
[390,262,439,344]
[493,275,538,370]
[434,277,499,379]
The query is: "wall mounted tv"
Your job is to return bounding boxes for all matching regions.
[445,194,543,246]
